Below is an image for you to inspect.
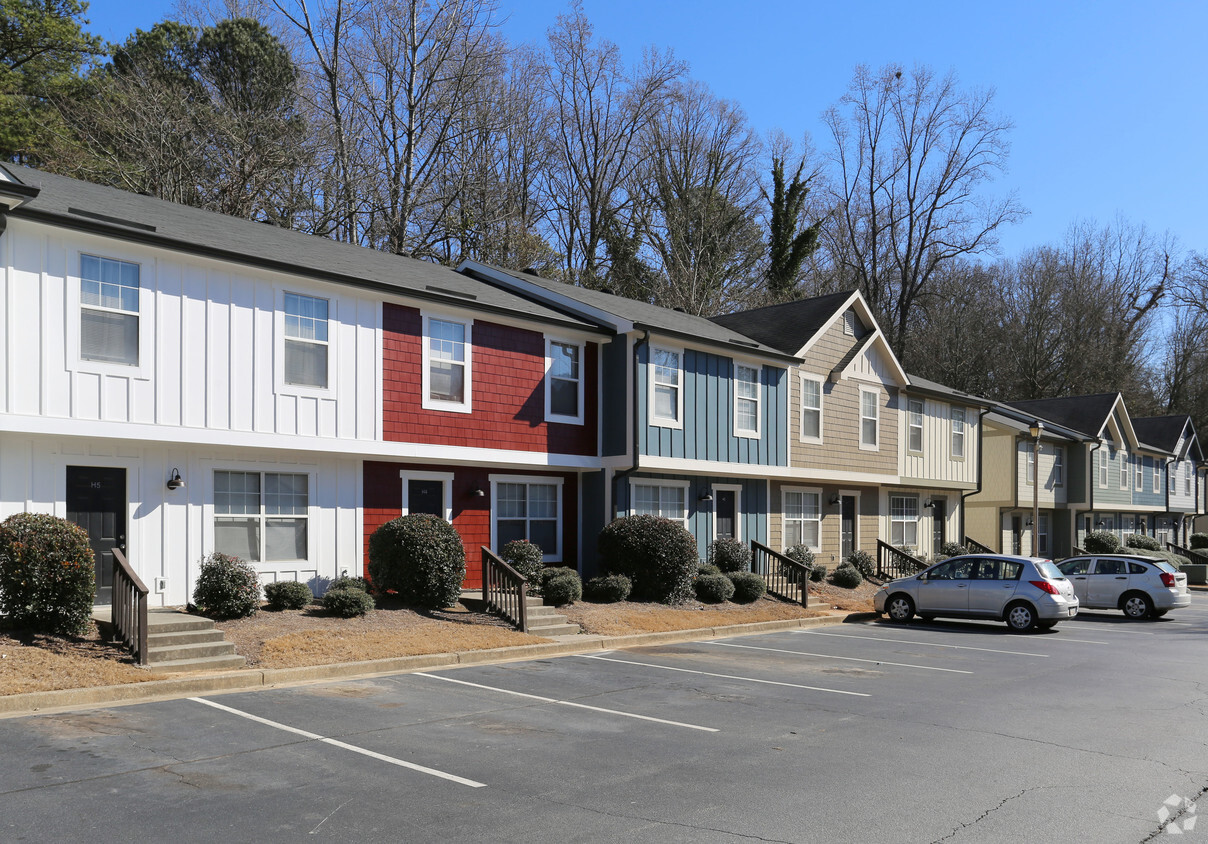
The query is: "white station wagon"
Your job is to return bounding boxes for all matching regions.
[1054,554,1190,619]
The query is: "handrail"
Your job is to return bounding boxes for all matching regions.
[1072,546,1086,555]
[111,548,149,666]
[481,546,528,633]
[1167,541,1208,564]
[964,536,994,554]
[876,540,928,581]
[751,541,809,607]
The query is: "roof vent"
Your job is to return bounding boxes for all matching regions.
[522,267,542,277]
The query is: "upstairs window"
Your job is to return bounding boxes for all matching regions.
[1170,464,1177,493]
[951,407,966,458]
[1120,451,1129,490]
[284,292,329,388]
[1135,455,1143,490]
[735,364,760,436]
[546,339,583,423]
[1099,449,1108,488]
[1186,463,1193,496]
[907,399,924,453]
[80,254,139,365]
[859,388,879,449]
[651,347,682,427]
[1151,458,1160,493]
[800,376,822,442]
[423,315,471,412]
[1053,446,1064,487]
[1026,443,1036,485]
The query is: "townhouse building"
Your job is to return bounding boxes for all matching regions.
[1131,415,1204,546]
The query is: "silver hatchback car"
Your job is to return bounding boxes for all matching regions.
[1055,554,1190,619]
[874,554,1079,632]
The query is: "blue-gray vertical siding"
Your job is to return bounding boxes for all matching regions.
[580,470,609,577]
[602,338,630,457]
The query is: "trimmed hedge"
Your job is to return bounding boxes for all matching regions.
[264,580,313,611]
[708,537,751,573]
[785,544,816,567]
[193,552,260,619]
[1083,531,1121,554]
[845,549,875,579]
[1191,533,1208,550]
[829,562,863,589]
[695,573,735,603]
[939,542,969,558]
[727,571,766,604]
[698,563,722,577]
[583,573,631,603]
[1124,533,1162,552]
[368,514,466,609]
[598,515,698,604]
[323,586,375,617]
[330,574,371,594]
[500,540,545,589]
[809,565,827,582]
[541,567,582,606]
[0,512,96,635]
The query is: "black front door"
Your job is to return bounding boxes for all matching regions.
[841,496,856,558]
[715,490,736,539]
[66,466,126,604]
[932,499,947,550]
[1011,515,1022,556]
[408,479,444,517]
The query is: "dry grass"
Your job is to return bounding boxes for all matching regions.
[0,627,167,695]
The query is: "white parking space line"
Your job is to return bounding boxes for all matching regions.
[703,641,973,674]
[796,630,1049,658]
[190,697,486,788]
[1067,623,1155,634]
[573,654,870,697]
[413,672,718,732]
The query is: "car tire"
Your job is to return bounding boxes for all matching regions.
[1037,620,1058,630]
[920,614,935,622]
[1153,609,1168,617]
[1121,592,1153,620]
[1005,601,1037,632]
[886,594,915,623]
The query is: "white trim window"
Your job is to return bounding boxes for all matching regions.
[800,375,823,442]
[283,292,329,388]
[545,338,584,424]
[214,471,309,562]
[650,346,683,428]
[1152,458,1160,494]
[1135,455,1143,490]
[80,254,140,366]
[1170,463,1177,494]
[631,479,688,527]
[1037,512,1050,557]
[734,363,760,437]
[1119,450,1130,490]
[890,495,919,547]
[951,407,966,458]
[1186,463,1193,496]
[1026,442,1036,485]
[1099,449,1109,488]
[1053,446,1064,487]
[782,488,821,551]
[422,315,472,412]
[907,399,924,453]
[859,388,879,449]
[492,476,563,561]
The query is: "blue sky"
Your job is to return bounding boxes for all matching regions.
[81,0,1208,260]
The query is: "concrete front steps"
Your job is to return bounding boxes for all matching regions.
[460,592,581,637]
[93,608,246,673]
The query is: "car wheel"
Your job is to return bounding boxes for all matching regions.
[886,594,915,623]
[1005,601,1037,632]
[1121,592,1153,620]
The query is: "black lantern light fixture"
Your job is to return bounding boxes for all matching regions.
[166,468,185,491]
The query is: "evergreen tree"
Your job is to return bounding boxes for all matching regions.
[764,156,820,300]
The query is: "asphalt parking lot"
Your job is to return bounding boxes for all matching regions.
[3,596,1208,844]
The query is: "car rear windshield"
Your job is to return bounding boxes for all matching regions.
[1155,561,1178,575]
[1035,561,1066,580]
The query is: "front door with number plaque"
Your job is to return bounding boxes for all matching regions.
[66,466,127,605]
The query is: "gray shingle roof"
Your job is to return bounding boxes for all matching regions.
[905,373,992,406]
[1006,394,1121,438]
[708,290,855,355]
[0,164,598,332]
[1131,416,1188,452]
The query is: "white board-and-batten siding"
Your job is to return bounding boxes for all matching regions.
[898,397,979,487]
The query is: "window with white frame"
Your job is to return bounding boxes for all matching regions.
[951,407,966,458]
[1099,449,1108,488]
[651,347,682,426]
[734,363,760,436]
[423,315,471,411]
[80,254,140,365]
[800,376,822,441]
[1146,457,1158,493]
[1053,446,1064,487]
[1170,463,1177,493]
[782,489,821,551]
[631,481,688,527]
[546,339,583,423]
[907,399,924,453]
[283,292,329,388]
[1037,513,1050,557]
[1135,455,1143,490]
[1120,451,1129,490]
[860,389,879,448]
[494,478,561,559]
[890,495,919,547]
[1026,442,1036,485]
[214,471,308,562]
[1153,459,1161,494]
[1186,463,1193,496]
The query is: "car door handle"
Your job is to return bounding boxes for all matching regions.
[957,584,967,588]
[1073,576,1086,580]
[1115,576,1127,580]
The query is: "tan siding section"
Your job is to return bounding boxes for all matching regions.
[770,481,881,565]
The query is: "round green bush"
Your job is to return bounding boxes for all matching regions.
[1124,533,1162,552]
[193,552,260,619]
[708,537,751,573]
[264,580,313,611]
[598,515,698,604]
[541,569,582,606]
[330,574,371,593]
[368,514,466,609]
[1083,531,1121,554]
[583,573,631,603]
[785,544,816,567]
[0,512,96,635]
[845,549,875,579]
[809,564,827,582]
[322,585,375,617]
[727,571,766,603]
[698,563,722,577]
[500,539,545,589]
[829,562,863,589]
[695,573,735,603]
[939,542,969,558]
[1191,533,1208,550]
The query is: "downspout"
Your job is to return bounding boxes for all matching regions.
[611,330,650,519]
[960,406,992,546]
[1087,439,1102,534]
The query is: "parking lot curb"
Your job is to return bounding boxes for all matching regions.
[0,610,856,717]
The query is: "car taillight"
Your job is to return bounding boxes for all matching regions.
[1160,572,1176,587]
[1029,580,1059,595]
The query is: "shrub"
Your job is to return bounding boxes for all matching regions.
[330,574,371,594]
[322,586,375,617]
[845,549,875,579]
[727,571,766,604]
[264,580,313,611]
[1124,533,1162,552]
[368,514,466,609]
[809,565,827,582]
[500,540,545,588]
[939,542,969,559]
[698,563,722,577]
[829,562,863,589]
[1191,533,1208,550]
[583,573,631,603]
[193,552,260,619]
[708,537,751,573]
[598,515,698,604]
[695,573,735,603]
[785,544,816,568]
[1083,531,1121,554]
[0,512,96,635]
[541,568,582,606]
